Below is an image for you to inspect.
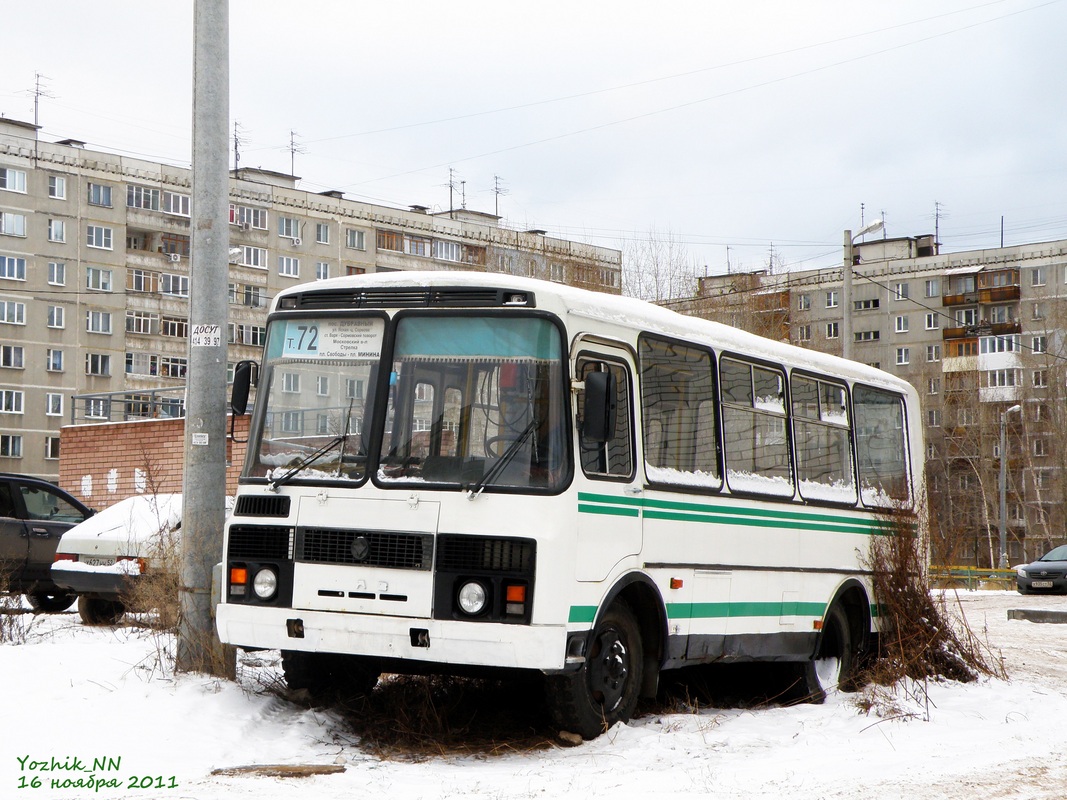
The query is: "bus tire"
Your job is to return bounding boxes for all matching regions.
[545,601,643,739]
[797,603,854,703]
[281,650,380,701]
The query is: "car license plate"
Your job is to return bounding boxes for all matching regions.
[82,556,116,567]
[1031,580,1054,589]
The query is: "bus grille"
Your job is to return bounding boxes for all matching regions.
[227,525,294,560]
[299,528,434,570]
[289,286,532,310]
[233,495,291,517]
[436,535,535,574]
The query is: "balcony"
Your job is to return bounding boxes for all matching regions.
[978,285,1020,304]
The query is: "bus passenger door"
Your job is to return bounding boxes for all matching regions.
[574,348,642,582]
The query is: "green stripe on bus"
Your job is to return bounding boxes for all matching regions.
[577,491,899,537]
[665,601,827,620]
[568,605,597,623]
[577,503,640,518]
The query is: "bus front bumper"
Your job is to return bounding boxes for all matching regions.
[216,602,571,672]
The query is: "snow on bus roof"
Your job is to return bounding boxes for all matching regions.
[275,271,913,394]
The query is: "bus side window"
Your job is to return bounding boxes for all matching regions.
[578,358,634,479]
[791,374,856,504]
[720,356,793,497]
[853,384,911,508]
[638,335,720,487]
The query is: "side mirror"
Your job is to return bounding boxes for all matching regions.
[230,360,257,416]
[582,369,617,443]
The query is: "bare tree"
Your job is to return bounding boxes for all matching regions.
[623,225,699,302]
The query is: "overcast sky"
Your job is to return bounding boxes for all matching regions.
[3,0,1065,276]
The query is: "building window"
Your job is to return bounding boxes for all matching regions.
[44,437,60,461]
[854,298,879,311]
[1034,438,1049,457]
[955,307,978,327]
[825,322,839,339]
[278,216,300,239]
[925,312,940,330]
[346,229,366,250]
[377,230,402,252]
[315,222,329,244]
[926,344,941,362]
[47,306,65,329]
[47,349,64,372]
[0,212,27,237]
[316,376,329,396]
[128,269,159,293]
[126,185,161,211]
[825,290,838,308]
[986,369,1019,388]
[162,273,190,297]
[86,266,113,292]
[48,261,66,285]
[126,311,156,335]
[0,345,23,368]
[229,204,268,229]
[893,282,910,300]
[161,316,189,338]
[980,335,1019,354]
[895,315,909,333]
[1032,302,1045,320]
[797,324,811,342]
[86,225,113,250]
[896,347,910,365]
[0,167,27,193]
[927,409,941,428]
[1033,369,1048,388]
[1032,335,1047,354]
[0,301,26,324]
[160,356,188,378]
[240,246,267,269]
[927,378,940,395]
[345,265,366,276]
[125,352,159,376]
[279,256,300,278]
[405,235,430,257]
[797,294,811,311]
[433,240,462,262]
[0,255,26,280]
[3,390,28,414]
[162,191,190,216]
[1031,267,1046,287]
[85,353,111,376]
[47,219,66,242]
[0,434,23,458]
[346,378,364,399]
[46,393,63,417]
[85,310,112,334]
[48,175,66,199]
[282,373,300,394]
[84,399,109,419]
[315,261,330,280]
[854,330,879,342]
[241,285,264,308]
[87,183,113,207]
[550,262,565,282]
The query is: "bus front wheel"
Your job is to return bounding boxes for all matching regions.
[281,651,380,702]
[545,602,644,739]
[796,603,855,703]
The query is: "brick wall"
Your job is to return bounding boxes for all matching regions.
[59,416,250,510]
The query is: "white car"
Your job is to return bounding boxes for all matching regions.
[51,494,228,625]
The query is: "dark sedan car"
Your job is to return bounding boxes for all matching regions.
[1016,545,1067,594]
[0,473,94,611]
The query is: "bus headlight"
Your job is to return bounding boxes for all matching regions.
[457,581,488,615]
[252,567,278,600]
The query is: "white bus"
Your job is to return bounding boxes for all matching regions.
[217,271,922,739]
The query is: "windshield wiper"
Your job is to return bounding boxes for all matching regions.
[268,402,360,491]
[466,420,538,500]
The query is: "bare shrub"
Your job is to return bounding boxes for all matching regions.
[860,510,1005,696]
[0,563,29,645]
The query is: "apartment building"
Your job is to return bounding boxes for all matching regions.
[678,234,1067,567]
[0,117,622,480]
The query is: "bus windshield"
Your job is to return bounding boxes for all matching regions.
[377,315,568,492]
[250,316,386,483]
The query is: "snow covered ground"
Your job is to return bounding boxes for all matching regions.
[3,590,1066,800]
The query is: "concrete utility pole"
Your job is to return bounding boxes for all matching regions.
[177,0,234,677]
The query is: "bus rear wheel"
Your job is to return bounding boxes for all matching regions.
[546,602,643,739]
[281,651,380,702]
[796,603,855,703]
